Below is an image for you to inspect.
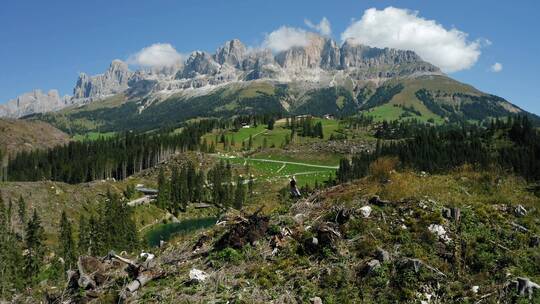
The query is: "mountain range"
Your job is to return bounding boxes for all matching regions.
[0,34,535,130]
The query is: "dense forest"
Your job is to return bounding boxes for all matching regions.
[6,120,218,183]
[337,116,540,183]
[156,160,251,215]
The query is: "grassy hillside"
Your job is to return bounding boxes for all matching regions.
[29,77,539,136]
[0,118,70,155]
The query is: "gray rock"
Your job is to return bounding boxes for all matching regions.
[514,205,528,217]
[310,296,323,304]
[0,89,71,118]
[73,60,132,99]
[376,247,390,262]
[214,39,246,68]
[365,259,381,274]
[179,51,220,78]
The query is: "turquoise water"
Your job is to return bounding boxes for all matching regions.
[145,217,216,247]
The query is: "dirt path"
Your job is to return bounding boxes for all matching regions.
[246,157,339,169]
[242,129,267,142]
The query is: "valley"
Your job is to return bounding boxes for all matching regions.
[0,10,539,303]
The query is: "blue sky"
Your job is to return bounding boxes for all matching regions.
[1,0,539,114]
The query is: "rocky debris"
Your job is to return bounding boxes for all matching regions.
[514,204,528,217]
[214,210,269,250]
[471,285,479,294]
[515,277,540,299]
[428,224,451,243]
[310,296,323,304]
[303,223,342,255]
[362,259,381,275]
[294,213,306,224]
[359,205,372,218]
[375,247,391,262]
[399,258,447,278]
[189,268,208,283]
[333,207,352,224]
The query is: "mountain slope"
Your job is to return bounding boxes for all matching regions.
[3,34,537,128]
[0,118,70,155]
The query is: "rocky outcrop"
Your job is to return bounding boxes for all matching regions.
[214,39,247,68]
[179,51,220,79]
[0,89,70,118]
[72,59,133,99]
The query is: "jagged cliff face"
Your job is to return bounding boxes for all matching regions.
[72,60,133,99]
[0,35,442,118]
[0,89,71,118]
[172,36,441,89]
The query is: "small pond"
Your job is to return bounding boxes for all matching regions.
[145,217,216,247]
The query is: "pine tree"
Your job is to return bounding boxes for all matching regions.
[24,209,45,282]
[234,176,245,210]
[0,194,23,296]
[58,211,77,271]
[157,167,170,210]
[17,195,26,226]
[248,135,253,150]
[267,118,275,130]
[78,215,91,255]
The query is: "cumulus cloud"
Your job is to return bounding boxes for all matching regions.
[490,62,503,72]
[128,43,184,68]
[263,26,311,52]
[304,17,332,36]
[341,7,482,73]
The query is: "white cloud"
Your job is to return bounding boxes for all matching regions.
[304,17,332,36]
[128,43,184,68]
[263,26,311,52]
[340,7,482,73]
[490,62,503,72]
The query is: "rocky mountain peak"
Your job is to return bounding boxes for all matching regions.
[72,60,133,99]
[180,51,220,78]
[215,39,247,68]
[0,89,70,118]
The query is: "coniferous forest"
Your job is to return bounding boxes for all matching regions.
[336,116,540,183]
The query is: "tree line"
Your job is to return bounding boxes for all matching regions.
[336,116,540,183]
[285,116,324,139]
[6,120,219,184]
[156,160,253,215]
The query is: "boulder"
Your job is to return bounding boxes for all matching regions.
[310,296,323,304]
[362,259,381,275]
[514,205,528,217]
[376,247,390,262]
[428,224,451,243]
[189,268,208,283]
[359,206,372,218]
